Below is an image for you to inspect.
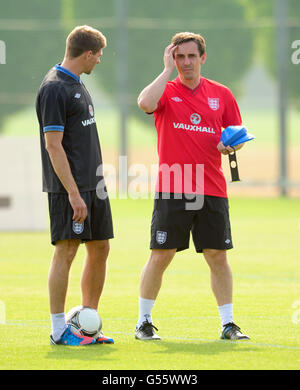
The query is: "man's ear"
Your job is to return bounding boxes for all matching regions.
[83,50,93,60]
[200,53,207,65]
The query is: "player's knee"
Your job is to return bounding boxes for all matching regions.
[203,249,228,266]
[150,249,175,269]
[86,240,110,263]
[93,239,110,253]
[98,240,110,259]
[54,239,80,264]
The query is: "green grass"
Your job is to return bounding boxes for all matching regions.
[0,197,300,370]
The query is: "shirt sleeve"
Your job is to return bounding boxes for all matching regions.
[147,86,168,116]
[222,88,242,128]
[39,84,67,133]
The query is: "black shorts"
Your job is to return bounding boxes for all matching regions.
[47,190,114,245]
[150,193,233,253]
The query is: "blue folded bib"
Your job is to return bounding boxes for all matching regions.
[221,126,255,147]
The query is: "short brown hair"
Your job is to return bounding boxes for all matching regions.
[171,32,206,57]
[66,25,107,58]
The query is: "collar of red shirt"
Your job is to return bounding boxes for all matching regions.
[175,75,204,95]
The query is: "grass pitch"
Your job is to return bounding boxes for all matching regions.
[0,197,300,370]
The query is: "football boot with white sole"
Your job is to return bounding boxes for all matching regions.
[135,320,161,340]
[50,324,96,346]
[220,322,250,340]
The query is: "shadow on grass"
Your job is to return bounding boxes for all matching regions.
[153,339,258,356]
[45,344,117,363]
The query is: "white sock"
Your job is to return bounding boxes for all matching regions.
[137,297,155,328]
[51,312,67,342]
[218,303,233,328]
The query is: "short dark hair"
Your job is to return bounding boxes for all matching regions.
[66,25,107,58]
[171,32,206,57]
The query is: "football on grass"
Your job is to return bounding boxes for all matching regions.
[66,306,102,338]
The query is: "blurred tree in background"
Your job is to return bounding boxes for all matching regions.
[0,0,65,129]
[0,0,254,132]
[73,0,254,124]
[0,0,64,130]
[242,0,300,110]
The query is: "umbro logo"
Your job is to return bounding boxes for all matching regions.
[171,97,182,102]
[74,93,81,99]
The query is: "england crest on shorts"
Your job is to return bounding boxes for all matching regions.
[156,230,167,245]
[73,221,84,234]
[208,98,219,111]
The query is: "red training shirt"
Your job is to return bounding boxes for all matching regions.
[152,76,242,198]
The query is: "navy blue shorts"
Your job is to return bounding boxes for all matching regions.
[150,193,233,253]
[47,190,114,245]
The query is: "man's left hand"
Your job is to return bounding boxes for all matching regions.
[217,141,245,155]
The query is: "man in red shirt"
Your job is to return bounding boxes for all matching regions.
[135,32,249,341]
